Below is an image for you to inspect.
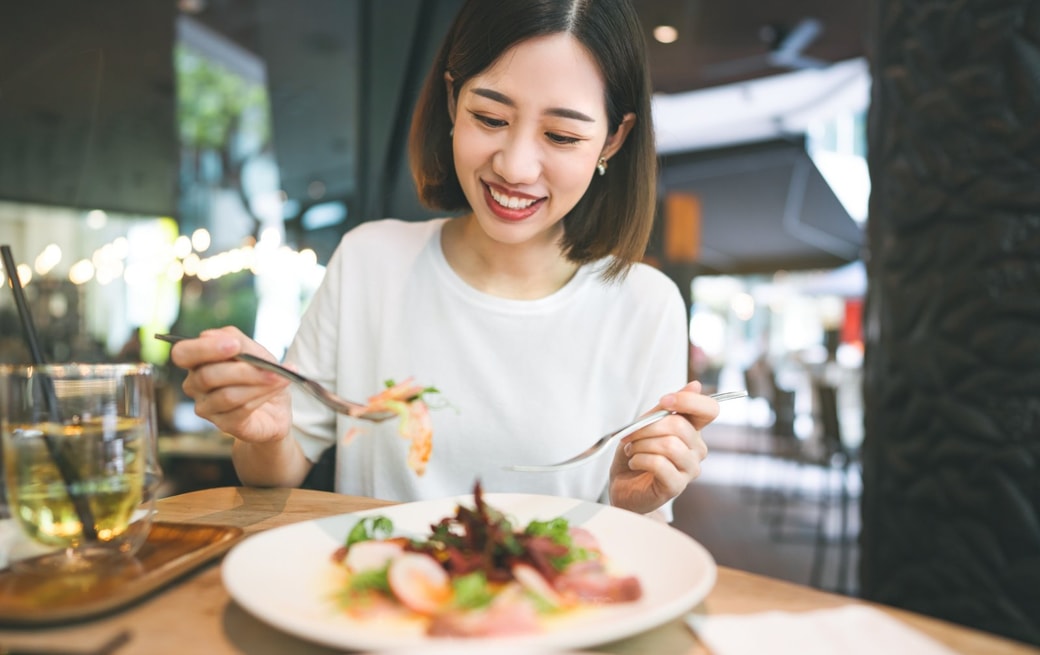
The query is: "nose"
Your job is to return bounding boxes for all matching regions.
[492,133,541,185]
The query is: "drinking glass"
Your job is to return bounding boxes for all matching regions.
[0,424,11,570]
[0,363,163,573]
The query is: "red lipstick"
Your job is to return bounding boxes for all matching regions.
[482,183,545,222]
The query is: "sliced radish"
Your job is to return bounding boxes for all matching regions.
[511,563,563,609]
[344,539,405,573]
[387,552,451,615]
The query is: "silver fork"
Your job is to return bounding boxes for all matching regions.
[505,390,748,472]
[154,334,401,422]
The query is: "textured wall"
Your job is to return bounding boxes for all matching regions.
[862,0,1040,645]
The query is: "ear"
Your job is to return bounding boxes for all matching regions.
[600,112,636,162]
[444,72,457,126]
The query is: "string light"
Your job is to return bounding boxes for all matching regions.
[34,244,62,276]
[13,230,324,289]
[69,259,95,285]
[15,264,32,286]
[191,228,212,253]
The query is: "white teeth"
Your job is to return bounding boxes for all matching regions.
[489,187,537,210]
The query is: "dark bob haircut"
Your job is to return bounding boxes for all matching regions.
[408,0,657,281]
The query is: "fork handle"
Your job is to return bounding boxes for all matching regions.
[157,334,302,380]
[156,333,372,416]
[611,391,745,440]
[154,333,186,345]
[605,391,748,446]
[612,409,671,441]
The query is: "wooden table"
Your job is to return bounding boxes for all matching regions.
[0,487,1036,655]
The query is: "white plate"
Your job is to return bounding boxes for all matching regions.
[221,493,717,652]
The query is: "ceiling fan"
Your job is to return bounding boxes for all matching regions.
[702,17,829,81]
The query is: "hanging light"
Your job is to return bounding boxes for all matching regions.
[654,24,679,44]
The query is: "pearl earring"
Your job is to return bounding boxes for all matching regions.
[597,157,608,176]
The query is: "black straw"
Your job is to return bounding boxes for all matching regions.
[2,244,98,541]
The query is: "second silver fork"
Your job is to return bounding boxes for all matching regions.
[505,390,748,472]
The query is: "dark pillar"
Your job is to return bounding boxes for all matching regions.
[861,0,1040,645]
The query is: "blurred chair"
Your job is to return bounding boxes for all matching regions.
[754,380,860,594]
[807,383,858,594]
[741,363,799,486]
[735,362,798,495]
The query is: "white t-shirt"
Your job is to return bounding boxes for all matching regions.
[286,218,687,511]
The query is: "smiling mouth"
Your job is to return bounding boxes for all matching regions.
[483,183,545,221]
[487,185,540,210]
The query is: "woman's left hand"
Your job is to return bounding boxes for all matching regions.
[608,381,718,516]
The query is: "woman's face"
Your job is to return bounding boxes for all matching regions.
[450,33,628,249]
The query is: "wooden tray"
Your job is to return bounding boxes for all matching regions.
[0,521,243,625]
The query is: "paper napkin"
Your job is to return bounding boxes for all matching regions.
[687,604,959,655]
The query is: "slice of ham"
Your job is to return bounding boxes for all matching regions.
[511,562,566,609]
[428,584,541,637]
[568,526,602,554]
[340,591,412,620]
[552,560,643,603]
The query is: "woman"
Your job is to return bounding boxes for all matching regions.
[170,0,719,520]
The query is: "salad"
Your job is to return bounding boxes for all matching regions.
[344,378,439,476]
[330,483,642,637]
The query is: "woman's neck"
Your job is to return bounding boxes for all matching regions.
[440,215,579,300]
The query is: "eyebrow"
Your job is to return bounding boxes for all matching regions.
[471,87,596,122]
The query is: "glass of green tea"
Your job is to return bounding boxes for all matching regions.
[0,363,163,573]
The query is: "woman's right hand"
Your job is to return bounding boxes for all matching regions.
[169,326,293,445]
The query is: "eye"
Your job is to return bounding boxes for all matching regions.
[471,113,506,128]
[546,132,581,145]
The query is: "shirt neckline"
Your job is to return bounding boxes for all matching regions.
[428,218,605,313]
